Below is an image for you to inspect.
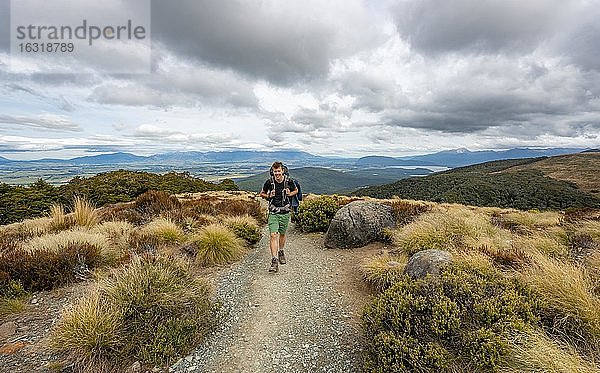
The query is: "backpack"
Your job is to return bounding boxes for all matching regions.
[267,164,302,213]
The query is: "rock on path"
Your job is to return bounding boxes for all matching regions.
[171,223,366,373]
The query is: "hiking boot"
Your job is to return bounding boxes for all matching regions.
[278,250,286,264]
[269,257,279,273]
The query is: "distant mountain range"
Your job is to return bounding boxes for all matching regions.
[356,147,587,168]
[0,147,588,168]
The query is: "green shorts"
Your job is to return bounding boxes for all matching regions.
[268,212,290,234]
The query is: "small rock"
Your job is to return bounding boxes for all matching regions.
[404,249,452,280]
[0,321,17,339]
[125,361,141,373]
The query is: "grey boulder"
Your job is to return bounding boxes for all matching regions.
[324,200,395,249]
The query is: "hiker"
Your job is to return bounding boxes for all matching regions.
[259,161,298,273]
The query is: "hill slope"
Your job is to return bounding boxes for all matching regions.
[235,166,431,195]
[352,152,600,210]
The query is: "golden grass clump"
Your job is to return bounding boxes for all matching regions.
[0,217,54,243]
[73,197,99,227]
[500,329,600,373]
[50,288,124,371]
[49,203,71,231]
[188,224,244,266]
[361,254,408,292]
[25,230,109,253]
[393,205,508,256]
[494,210,563,233]
[141,217,184,244]
[523,253,600,343]
[51,256,215,369]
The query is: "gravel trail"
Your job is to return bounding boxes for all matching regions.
[171,223,368,373]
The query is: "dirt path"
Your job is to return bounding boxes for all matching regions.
[172,223,374,373]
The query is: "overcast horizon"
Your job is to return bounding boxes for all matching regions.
[1,0,599,161]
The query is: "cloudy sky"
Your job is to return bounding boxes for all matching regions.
[0,0,599,160]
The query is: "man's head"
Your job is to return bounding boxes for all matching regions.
[272,161,284,180]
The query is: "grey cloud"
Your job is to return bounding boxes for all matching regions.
[131,124,238,145]
[552,9,600,71]
[393,0,573,55]
[151,0,382,84]
[0,113,80,131]
[90,65,259,109]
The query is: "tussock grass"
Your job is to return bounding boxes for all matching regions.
[51,256,215,369]
[73,197,99,227]
[188,224,244,266]
[500,329,600,373]
[49,203,71,231]
[523,253,600,345]
[141,217,184,244]
[222,215,261,245]
[493,210,562,233]
[25,230,109,254]
[361,254,408,292]
[0,297,28,319]
[0,217,54,242]
[50,288,124,371]
[394,206,508,255]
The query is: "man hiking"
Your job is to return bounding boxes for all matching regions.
[259,161,298,273]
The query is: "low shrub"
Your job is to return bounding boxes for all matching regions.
[0,243,102,292]
[188,224,244,266]
[294,196,340,233]
[361,254,408,292]
[133,190,182,216]
[215,199,264,224]
[50,256,216,369]
[362,262,540,372]
[388,199,432,226]
[223,215,261,245]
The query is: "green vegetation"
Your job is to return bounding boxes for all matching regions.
[363,262,540,372]
[294,196,341,233]
[50,256,216,370]
[362,201,600,372]
[0,170,237,225]
[223,215,262,245]
[354,157,600,210]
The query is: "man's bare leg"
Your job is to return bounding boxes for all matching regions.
[279,234,286,251]
[270,232,279,257]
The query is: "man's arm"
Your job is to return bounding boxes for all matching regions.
[259,180,274,199]
[285,179,298,197]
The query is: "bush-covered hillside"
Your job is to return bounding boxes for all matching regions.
[353,156,600,210]
[0,170,237,225]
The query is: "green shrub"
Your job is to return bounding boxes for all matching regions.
[50,256,216,369]
[294,196,340,233]
[223,215,262,245]
[362,263,540,372]
[0,243,102,293]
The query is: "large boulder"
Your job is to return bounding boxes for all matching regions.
[404,249,452,280]
[324,201,395,249]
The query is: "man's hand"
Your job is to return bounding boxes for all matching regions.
[269,190,276,198]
